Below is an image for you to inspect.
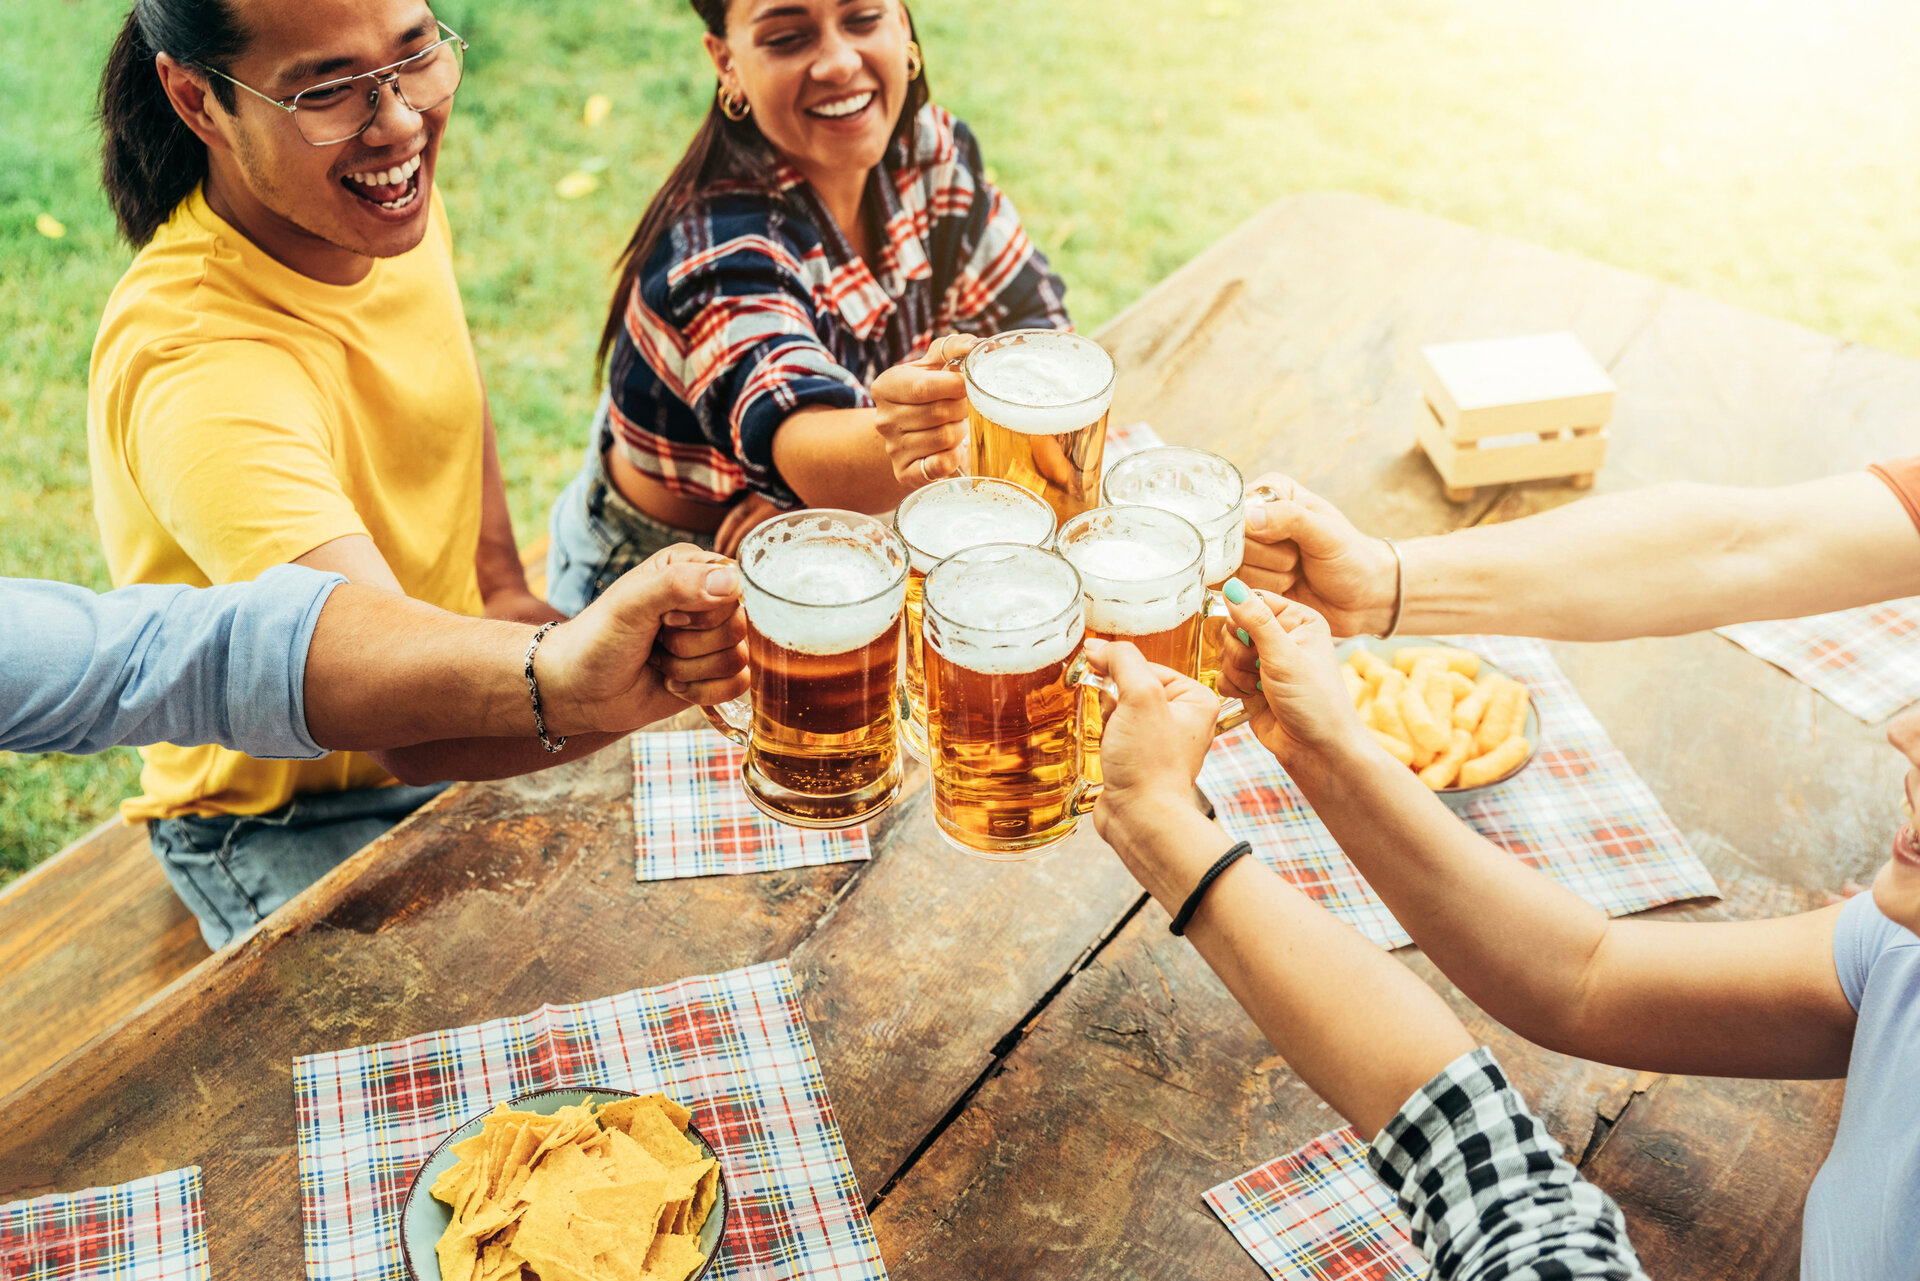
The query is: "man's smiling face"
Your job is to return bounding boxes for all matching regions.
[204,0,455,264]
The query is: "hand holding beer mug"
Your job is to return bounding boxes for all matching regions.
[893,478,1057,761]
[1056,505,1253,788]
[1102,446,1249,693]
[964,330,1116,523]
[921,544,1114,860]
[703,511,908,828]
[872,335,978,488]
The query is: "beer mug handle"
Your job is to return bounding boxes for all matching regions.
[702,693,752,746]
[1071,654,1119,815]
[1207,595,1253,736]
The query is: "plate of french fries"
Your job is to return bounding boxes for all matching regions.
[1335,638,1538,798]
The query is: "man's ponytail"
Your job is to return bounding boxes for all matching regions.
[98,0,247,248]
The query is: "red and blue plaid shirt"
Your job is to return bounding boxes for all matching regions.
[605,104,1072,507]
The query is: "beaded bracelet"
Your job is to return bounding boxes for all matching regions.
[524,621,567,754]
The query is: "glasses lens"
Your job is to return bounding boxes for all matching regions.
[396,40,464,115]
[293,79,378,146]
[290,40,463,145]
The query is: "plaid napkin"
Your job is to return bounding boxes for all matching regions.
[295,959,886,1281]
[1204,1130,1427,1281]
[0,1167,208,1281]
[1717,598,1920,723]
[632,730,871,880]
[1199,636,1718,950]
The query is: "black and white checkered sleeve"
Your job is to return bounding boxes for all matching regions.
[1368,1047,1648,1281]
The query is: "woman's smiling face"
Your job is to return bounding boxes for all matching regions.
[1872,707,1920,933]
[707,0,912,187]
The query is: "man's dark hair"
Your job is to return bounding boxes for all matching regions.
[99,0,251,247]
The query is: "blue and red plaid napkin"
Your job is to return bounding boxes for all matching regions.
[1718,597,1920,723]
[0,1167,208,1281]
[632,730,871,880]
[1199,635,1718,950]
[294,959,887,1281]
[1205,1130,1427,1281]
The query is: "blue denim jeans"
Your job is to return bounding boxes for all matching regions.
[546,394,715,618]
[148,782,448,950]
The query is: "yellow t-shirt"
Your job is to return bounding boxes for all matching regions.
[88,186,486,821]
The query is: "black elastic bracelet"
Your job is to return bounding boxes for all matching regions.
[1168,841,1251,936]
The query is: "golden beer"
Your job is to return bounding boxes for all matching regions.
[1103,447,1247,692]
[1056,506,1209,788]
[893,478,1056,762]
[704,511,908,828]
[963,330,1116,524]
[922,544,1099,859]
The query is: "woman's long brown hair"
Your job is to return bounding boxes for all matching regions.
[595,0,929,375]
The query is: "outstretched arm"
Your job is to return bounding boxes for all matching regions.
[1241,469,1920,640]
[1090,643,1648,1280]
[1218,584,1858,1078]
[297,539,746,782]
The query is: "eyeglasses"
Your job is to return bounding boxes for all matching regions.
[201,21,468,147]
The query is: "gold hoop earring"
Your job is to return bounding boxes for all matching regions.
[718,86,751,121]
[905,40,923,81]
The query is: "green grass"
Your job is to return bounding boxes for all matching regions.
[5,0,1920,880]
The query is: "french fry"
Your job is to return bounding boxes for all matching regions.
[1355,691,1374,724]
[1397,683,1450,754]
[1460,734,1530,788]
[1445,671,1477,701]
[1452,675,1498,732]
[1349,648,1391,686]
[1476,679,1526,754]
[1341,664,1367,708]
[1419,728,1474,789]
[1370,670,1412,740]
[1391,645,1480,678]
[1412,656,1451,724]
[1369,727,1416,766]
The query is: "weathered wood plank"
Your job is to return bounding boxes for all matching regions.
[869,901,1643,1279]
[0,818,210,1099]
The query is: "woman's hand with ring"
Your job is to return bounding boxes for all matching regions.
[874,334,979,489]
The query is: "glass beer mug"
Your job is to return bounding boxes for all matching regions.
[703,510,908,829]
[1101,446,1249,694]
[919,544,1115,860]
[963,329,1116,524]
[892,477,1057,763]
[1055,504,1251,788]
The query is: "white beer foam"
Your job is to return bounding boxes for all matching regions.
[926,551,1083,675]
[899,486,1055,575]
[1064,536,1203,636]
[745,536,902,656]
[967,337,1115,436]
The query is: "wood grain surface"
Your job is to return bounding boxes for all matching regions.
[2,194,1905,1280]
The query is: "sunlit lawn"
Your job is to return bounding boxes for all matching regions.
[5,0,1919,880]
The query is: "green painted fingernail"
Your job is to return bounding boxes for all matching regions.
[1236,628,1251,645]
[1223,577,1250,604]
[1255,678,1263,691]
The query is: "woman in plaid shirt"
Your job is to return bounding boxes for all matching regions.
[546,0,1070,613]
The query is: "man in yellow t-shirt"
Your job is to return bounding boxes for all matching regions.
[87,0,618,947]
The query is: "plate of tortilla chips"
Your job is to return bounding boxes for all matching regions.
[1335,637,1541,803]
[400,1087,728,1281]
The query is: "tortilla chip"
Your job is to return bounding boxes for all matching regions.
[598,1092,691,1134]
[688,1162,721,1235]
[641,1232,707,1281]
[621,1105,703,1169]
[434,1225,480,1281]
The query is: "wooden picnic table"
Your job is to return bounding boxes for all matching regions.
[2,192,1912,1279]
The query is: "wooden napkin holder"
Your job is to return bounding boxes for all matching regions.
[1415,333,1613,502]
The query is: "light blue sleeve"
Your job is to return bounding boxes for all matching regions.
[0,565,344,758]
[1831,889,1911,1012]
